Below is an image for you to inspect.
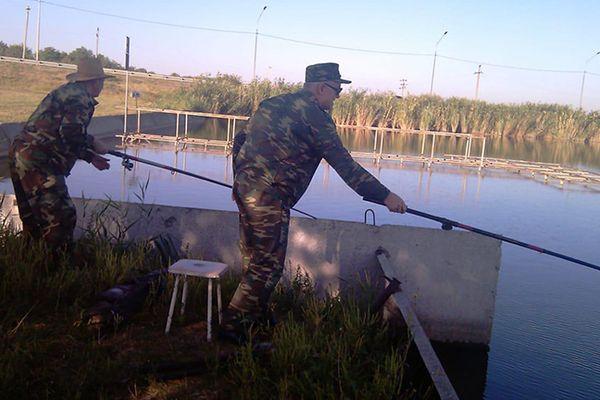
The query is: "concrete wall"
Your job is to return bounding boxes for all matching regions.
[0,195,501,344]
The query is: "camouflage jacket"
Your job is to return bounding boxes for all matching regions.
[12,81,97,175]
[233,89,390,208]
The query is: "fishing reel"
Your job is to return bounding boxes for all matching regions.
[121,157,134,171]
[441,222,453,231]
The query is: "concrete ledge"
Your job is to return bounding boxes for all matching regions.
[0,195,501,344]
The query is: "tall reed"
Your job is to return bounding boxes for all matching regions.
[159,75,599,142]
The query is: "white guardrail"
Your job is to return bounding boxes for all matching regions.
[0,55,200,83]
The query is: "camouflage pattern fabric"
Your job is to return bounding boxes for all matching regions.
[8,82,98,248]
[233,88,390,209]
[222,187,290,331]
[222,88,391,332]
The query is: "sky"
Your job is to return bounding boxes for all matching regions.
[1,0,600,110]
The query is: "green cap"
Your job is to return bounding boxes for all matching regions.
[305,63,351,84]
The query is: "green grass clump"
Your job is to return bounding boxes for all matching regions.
[0,223,431,399]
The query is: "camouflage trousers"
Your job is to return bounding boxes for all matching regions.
[222,187,290,331]
[8,140,77,249]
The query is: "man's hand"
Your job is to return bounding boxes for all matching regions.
[384,192,407,213]
[92,139,110,155]
[91,154,110,171]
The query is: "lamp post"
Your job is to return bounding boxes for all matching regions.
[579,51,600,109]
[252,5,267,81]
[22,5,31,59]
[35,0,41,61]
[96,27,100,57]
[429,31,447,95]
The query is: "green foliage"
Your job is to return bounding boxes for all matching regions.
[225,271,431,400]
[38,46,65,62]
[159,74,301,115]
[0,41,32,58]
[0,201,429,398]
[160,77,599,142]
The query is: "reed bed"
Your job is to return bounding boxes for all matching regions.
[159,76,600,142]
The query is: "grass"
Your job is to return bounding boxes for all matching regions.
[0,198,432,399]
[0,62,186,123]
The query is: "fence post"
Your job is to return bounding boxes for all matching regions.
[185,114,189,139]
[429,133,436,167]
[479,136,486,171]
[175,112,180,151]
[136,109,141,133]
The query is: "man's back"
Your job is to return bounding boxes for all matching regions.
[235,89,389,207]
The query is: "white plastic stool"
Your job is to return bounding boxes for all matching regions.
[165,259,229,341]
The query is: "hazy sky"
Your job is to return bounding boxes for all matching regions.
[1,0,600,109]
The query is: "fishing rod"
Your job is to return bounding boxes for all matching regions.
[363,197,600,272]
[109,149,597,271]
[108,150,318,220]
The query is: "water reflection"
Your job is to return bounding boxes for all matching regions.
[186,121,600,173]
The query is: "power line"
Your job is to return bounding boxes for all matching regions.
[25,0,600,75]
[259,33,432,57]
[437,54,582,74]
[40,0,253,35]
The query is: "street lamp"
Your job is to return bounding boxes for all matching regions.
[578,51,600,109]
[22,5,31,59]
[35,0,41,61]
[252,5,267,81]
[429,31,447,95]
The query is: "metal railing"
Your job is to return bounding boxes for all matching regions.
[121,107,250,152]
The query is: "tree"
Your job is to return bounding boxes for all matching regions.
[64,47,94,64]
[39,47,66,62]
[1,43,33,58]
[96,53,122,69]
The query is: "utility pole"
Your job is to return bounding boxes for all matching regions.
[124,36,130,135]
[22,5,31,59]
[579,51,600,109]
[35,0,41,61]
[95,27,100,57]
[474,65,483,100]
[399,78,408,97]
[429,31,447,95]
[252,5,267,81]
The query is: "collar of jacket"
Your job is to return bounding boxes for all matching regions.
[71,81,99,107]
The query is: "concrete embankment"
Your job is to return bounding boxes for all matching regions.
[0,195,501,345]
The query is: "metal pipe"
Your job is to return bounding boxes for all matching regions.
[252,6,267,80]
[95,27,99,57]
[35,0,41,61]
[429,31,447,95]
[579,51,600,109]
[185,114,189,139]
[22,6,31,59]
[479,136,486,170]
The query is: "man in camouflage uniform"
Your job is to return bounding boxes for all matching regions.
[222,63,407,341]
[8,58,112,250]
